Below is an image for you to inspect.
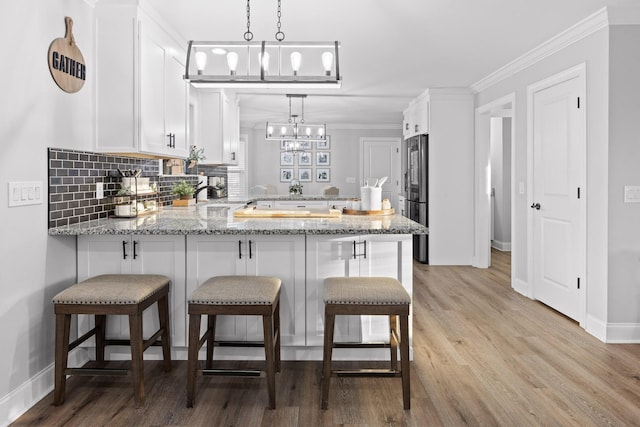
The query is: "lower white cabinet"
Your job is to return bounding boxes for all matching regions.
[306,234,412,346]
[186,235,306,346]
[273,200,328,209]
[77,235,187,346]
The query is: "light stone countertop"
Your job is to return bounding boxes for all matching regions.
[48,203,428,236]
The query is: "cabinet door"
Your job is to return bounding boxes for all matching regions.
[78,235,187,346]
[306,235,361,346]
[131,235,187,346]
[139,27,168,156]
[165,54,188,158]
[402,109,411,139]
[222,91,239,165]
[186,235,246,341]
[414,97,429,135]
[358,235,413,342]
[247,235,306,346]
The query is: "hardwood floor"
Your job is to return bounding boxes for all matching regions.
[13,250,640,426]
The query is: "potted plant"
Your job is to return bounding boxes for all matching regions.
[289,179,303,196]
[171,180,195,200]
[186,145,206,173]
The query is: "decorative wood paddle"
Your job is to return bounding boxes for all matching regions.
[48,16,86,93]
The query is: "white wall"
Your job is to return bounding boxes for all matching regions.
[0,1,94,423]
[476,22,640,340]
[490,117,512,249]
[607,25,640,326]
[245,126,402,197]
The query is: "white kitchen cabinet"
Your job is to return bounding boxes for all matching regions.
[186,235,306,346]
[327,200,348,210]
[77,235,187,347]
[403,94,429,138]
[306,234,412,346]
[196,89,239,165]
[95,2,188,157]
[256,200,274,208]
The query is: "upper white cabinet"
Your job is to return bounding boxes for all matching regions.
[95,2,188,157]
[403,93,429,138]
[195,89,239,165]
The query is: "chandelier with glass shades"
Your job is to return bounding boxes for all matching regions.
[266,94,326,150]
[184,0,341,89]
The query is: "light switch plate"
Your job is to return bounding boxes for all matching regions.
[96,182,104,199]
[8,181,43,207]
[624,185,640,203]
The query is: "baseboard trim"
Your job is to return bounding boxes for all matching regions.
[603,322,640,343]
[1,348,89,427]
[513,277,532,298]
[491,240,512,251]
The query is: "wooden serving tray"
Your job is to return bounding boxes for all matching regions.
[343,208,395,216]
[234,207,342,218]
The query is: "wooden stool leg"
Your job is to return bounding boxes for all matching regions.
[321,307,336,410]
[186,313,202,408]
[54,313,71,406]
[399,313,411,410]
[128,312,145,408]
[206,315,216,369]
[157,294,172,372]
[262,311,276,409]
[274,299,281,373]
[95,315,106,365]
[389,315,398,371]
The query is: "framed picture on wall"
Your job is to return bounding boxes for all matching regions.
[280,168,294,182]
[316,168,330,182]
[316,135,331,150]
[299,140,312,150]
[298,151,312,166]
[280,151,294,166]
[298,168,312,182]
[316,151,330,166]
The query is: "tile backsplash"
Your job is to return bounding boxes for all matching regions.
[47,148,218,228]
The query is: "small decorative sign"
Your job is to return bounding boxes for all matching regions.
[48,17,86,93]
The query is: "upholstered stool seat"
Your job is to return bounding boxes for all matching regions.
[52,274,172,407]
[321,276,411,410]
[187,275,282,409]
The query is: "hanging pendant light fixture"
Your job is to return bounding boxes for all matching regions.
[184,0,341,89]
[266,94,326,147]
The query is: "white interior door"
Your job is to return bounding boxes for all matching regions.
[361,137,401,210]
[530,72,584,321]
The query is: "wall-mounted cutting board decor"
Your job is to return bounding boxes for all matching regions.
[48,17,86,93]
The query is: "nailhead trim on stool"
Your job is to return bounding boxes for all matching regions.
[186,276,282,409]
[52,274,172,408]
[321,276,411,410]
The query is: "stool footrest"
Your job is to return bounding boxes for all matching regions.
[333,342,391,349]
[334,369,401,377]
[66,367,129,376]
[202,368,262,377]
[104,338,165,348]
[215,340,266,348]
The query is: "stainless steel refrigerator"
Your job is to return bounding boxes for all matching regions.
[406,134,428,263]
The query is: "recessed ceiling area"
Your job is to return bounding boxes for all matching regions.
[147,0,634,127]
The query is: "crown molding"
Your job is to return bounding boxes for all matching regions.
[471,7,609,93]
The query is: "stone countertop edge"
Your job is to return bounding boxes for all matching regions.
[208,195,352,204]
[48,207,428,236]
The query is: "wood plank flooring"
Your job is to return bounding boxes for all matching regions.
[12,250,640,426]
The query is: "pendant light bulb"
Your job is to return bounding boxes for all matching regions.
[280,126,287,136]
[267,126,273,137]
[318,126,325,136]
[226,52,239,75]
[290,51,302,76]
[321,51,333,76]
[306,127,311,136]
[259,51,270,75]
[195,51,207,74]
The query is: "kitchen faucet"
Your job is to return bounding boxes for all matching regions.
[192,185,215,202]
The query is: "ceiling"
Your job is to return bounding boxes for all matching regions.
[147,0,634,128]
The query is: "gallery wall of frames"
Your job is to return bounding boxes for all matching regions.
[279,136,331,183]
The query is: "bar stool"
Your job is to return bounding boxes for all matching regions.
[321,276,411,410]
[52,274,172,407]
[186,275,281,409]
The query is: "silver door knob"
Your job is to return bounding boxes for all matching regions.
[530,203,541,210]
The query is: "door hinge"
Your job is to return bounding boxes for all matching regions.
[577,97,580,109]
[577,277,580,289]
[577,187,580,199]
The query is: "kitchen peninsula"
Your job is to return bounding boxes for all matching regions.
[49,203,427,361]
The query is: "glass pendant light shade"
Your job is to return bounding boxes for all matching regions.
[290,51,302,76]
[195,51,207,75]
[321,51,333,76]
[226,52,239,75]
[259,51,270,74]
